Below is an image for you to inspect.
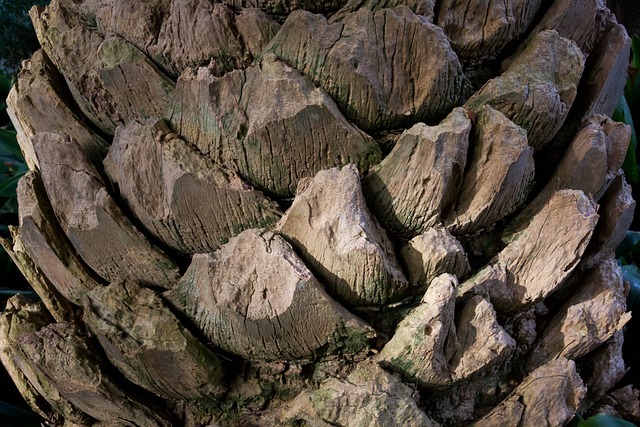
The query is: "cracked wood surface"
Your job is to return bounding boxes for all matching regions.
[103,117,281,255]
[277,165,409,306]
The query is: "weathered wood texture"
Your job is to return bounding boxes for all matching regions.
[16,171,102,305]
[459,190,598,313]
[31,0,175,134]
[168,54,381,198]
[6,49,107,170]
[104,117,281,255]
[331,0,436,22]
[466,30,585,150]
[400,227,469,290]
[84,279,226,402]
[165,229,374,361]
[473,358,586,427]
[267,7,465,131]
[277,165,408,306]
[362,107,470,238]
[33,132,180,288]
[436,0,542,59]
[279,360,440,426]
[378,274,515,387]
[445,105,534,235]
[17,322,172,426]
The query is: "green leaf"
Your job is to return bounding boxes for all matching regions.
[578,413,638,427]
[0,400,43,427]
[0,128,22,158]
[616,231,640,258]
[0,172,23,197]
[632,35,640,69]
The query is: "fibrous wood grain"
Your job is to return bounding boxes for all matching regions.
[0,297,90,424]
[526,259,631,371]
[400,227,469,290]
[267,6,465,131]
[33,132,180,288]
[277,165,409,306]
[17,322,172,426]
[164,229,374,361]
[459,190,598,313]
[377,274,515,387]
[362,107,470,238]
[580,330,627,408]
[221,0,346,15]
[473,358,586,427]
[445,105,534,235]
[465,30,585,150]
[331,0,436,22]
[103,118,281,255]
[31,0,175,134]
[168,53,381,198]
[6,49,107,171]
[83,279,226,402]
[506,115,630,237]
[435,0,542,59]
[280,360,440,427]
[16,171,102,305]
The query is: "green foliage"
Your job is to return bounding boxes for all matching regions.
[569,414,638,427]
[615,35,640,185]
[0,0,48,74]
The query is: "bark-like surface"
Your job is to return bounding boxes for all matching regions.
[168,54,381,198]
[6,49,107,170]
[507,115,630,236]
[279,360,440,426]
[33,132,180,288]
[221,0,346,15]
[31,1,175,135]
[0,296,86,425]
[362,107,471,238]
[474,358,586,427]
[378,274,515,387]
[527,259,630,371]
[331,0,436,22]
[445,105,534,235]
[267,6,465,131]
[164,229,374,361]
[277,165,408,306]
[17,322,172,426]
[436,0,542,59]
[580,330,627,409]
[591,385,640,424]
[83,279,226,402]
[400,227,469,290]
[459,190,598,312]
[16,171,102,305]
[466,30,585,150]
[103,118,281,255]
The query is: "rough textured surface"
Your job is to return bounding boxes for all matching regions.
[459,190,598,312]
[445,105,534,235]
[527,259,631,371]
[279,360,440,426]
[33,132,180,288]
[466,30,585,150]
[506,115,630,237]
[436,0,542,59]
[331,0,436,22]
[17,171,102,305]
[474,358,586,427]
[378,274,515,387]
[17,322,172,426]
[6,49,107,170]
[267,7,464,131]
[591,385,640,424]
[168,54,381,198]
[103,118,281,255]
[400,227,469,290]
[362,108,471,238]
[84,279,226,402]
[0,296,87,425]
[277,165,408,306]
[583,174,636,268]
[580,330,627,409]
[31,1,175,134]
[222,0,346,15]
[164,229,374,361]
